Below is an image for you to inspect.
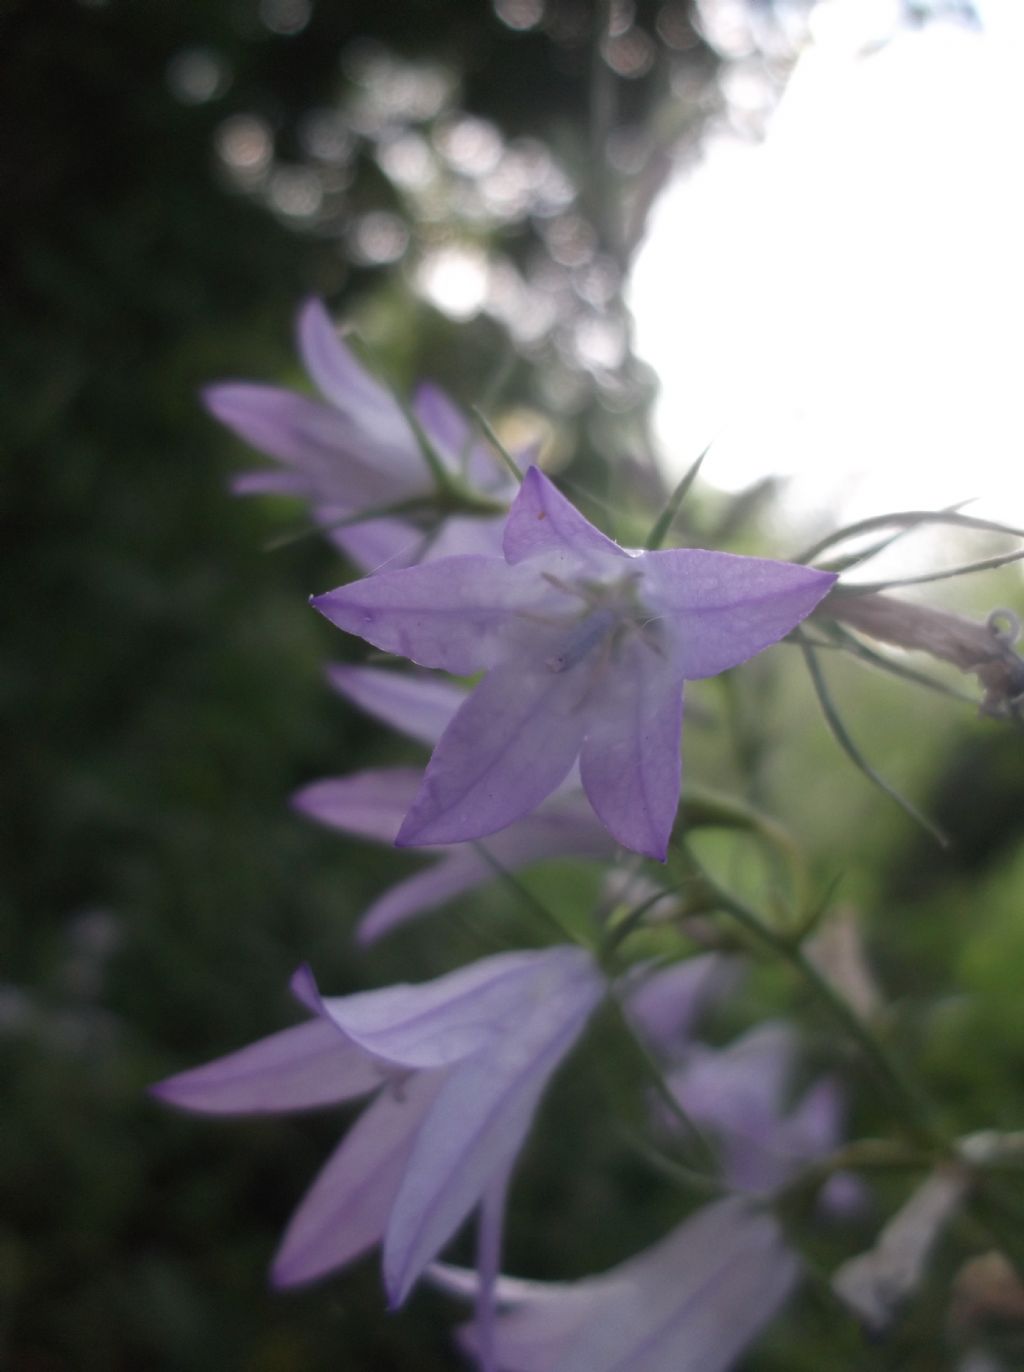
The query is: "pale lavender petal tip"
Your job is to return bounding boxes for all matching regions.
[503,465,625,566]
[290,962,322,1015]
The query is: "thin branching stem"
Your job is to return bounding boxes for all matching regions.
[795,629,949,847]
[644,443,711,550]
[678,841,948,1151]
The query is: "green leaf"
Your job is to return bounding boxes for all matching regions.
[643,442,710,550]
[470,406,524,485]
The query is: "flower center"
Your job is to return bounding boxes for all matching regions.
[545,607,621,673]
[540,571,662,675]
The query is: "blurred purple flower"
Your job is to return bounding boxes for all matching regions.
[430,1196,801,1372]
[152,946,604,1309]
[665,1022,846,1196]
[623,954,744,1058]
[312,466,836,860]
[293,664,614,943]
[203,297,513,570]
[420,996,843,1372]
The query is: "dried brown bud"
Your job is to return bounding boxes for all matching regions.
[819,592,1024,720]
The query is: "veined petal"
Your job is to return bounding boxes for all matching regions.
[412,382,471,468]
[301,949,587,1071]
[438,1200,799,1372]
[624,954,743,1057]
[327,514,430,574]
[326,664,464,747]
[357,799,614,944]
[296,298,406,436]
[641,549,836,679]
[667,1023,805,1194]
[291,770,423,845]
[785,1076,846,1163]
[150,1019,384,1115]
[395,659,588,846]
[357,852,497,945]
[551,1200,800,1372]
[423,513,507,559]
[413,382,512,493]
[579,648,684,861]
[202,384,399,506]
[230,469,312,497]
[383,948,604,1306]
[503,466,627,568]
[311,556,541,676]
[271,1071,444,1289]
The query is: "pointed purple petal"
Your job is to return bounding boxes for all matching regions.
[291,770,423,845]
[412,382,512,493]
[428,1263,570,1306]
[624,954,743,1057]
[440,1200,799,1372]
[230,469,310,496]
[786,1076,846,1162]
[328,514,429,573]
[326,664,464,746]
[271,1071,444,1288]
[503,466,627,567]
[150,1020,384,1115]
[203,383,396,504]
[551,1200,800,1372]
[383,948,604,1305]
[296,298,403,425]
[356,852,494,945]
[395,660,587,847]
[307,950,586,1071]
[357,799,614,944]
[412,382,470,462]
[425,513,508,559]
[311,556,542,676]
[459,1286,600,1372]
[641,549,837,679]
[667,1023,802,1193]
[482,796,615,866]
[578,648,683,861]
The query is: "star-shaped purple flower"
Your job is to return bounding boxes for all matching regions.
[152,947,604,1309]
[203,297,513,570]
[312,466,837,860]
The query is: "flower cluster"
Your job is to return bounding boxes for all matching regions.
[157,299,883,1372]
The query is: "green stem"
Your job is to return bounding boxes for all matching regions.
[600,884,682,960]
[606,992,718,1173]
[679,843,946,1151]
[470,407,524,485]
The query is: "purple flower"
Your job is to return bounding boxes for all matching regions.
[430,1196,801,1372]
[293,664,615,943]
[203,298,513,570]
[623,954,744,1058]
[664,1022,846,1196]
[312,466,837,860]
[152,946,604,1307]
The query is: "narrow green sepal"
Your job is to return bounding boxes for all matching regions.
[795,630,950,848]
[643,442,711,551]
